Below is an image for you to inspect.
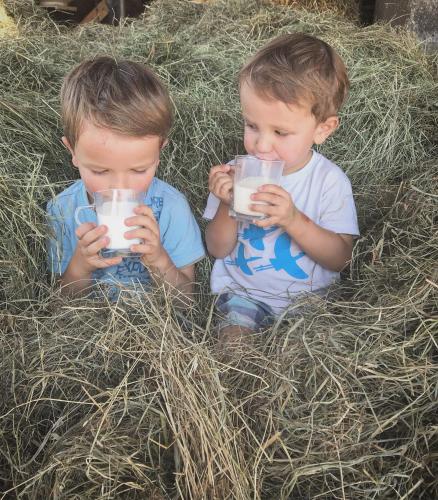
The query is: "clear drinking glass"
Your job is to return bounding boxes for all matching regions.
[75,188,145,257]
[229,155,285,222]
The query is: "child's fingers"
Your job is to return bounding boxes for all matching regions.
[133,204,155,218]
[130,242,157,255]
[77,225,107,246]
[253,216,275,228]
[257,184,290,199]
[93,255,123,268]
[209,164,231,180]
[251,191,283,205]
[75,222,97,239]
[211,180,231,197]
[83,235,110,257]
[125,215,159,239]
[210,174,233,196]
[124,227,157,242]
[249,203,274,216]
[209,171,231,187]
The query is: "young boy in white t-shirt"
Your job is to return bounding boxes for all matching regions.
[204,33,359,345]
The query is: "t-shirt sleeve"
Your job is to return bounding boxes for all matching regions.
[319,170,360,236]
[46,199,75,275]
[203,158,234,220]
[160,194,205,269]
[203,192,221,220]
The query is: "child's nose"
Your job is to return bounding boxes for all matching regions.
[255,135,273,154]
[112,177,130,190]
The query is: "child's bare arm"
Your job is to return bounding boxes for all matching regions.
[287,215,353,271]
[205,164,238,258]
[125,205,195,297]
[252,185,353,272]
[205,202,238,258]
[148,255,195,297]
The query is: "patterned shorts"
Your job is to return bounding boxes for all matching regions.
[216,292,275,331]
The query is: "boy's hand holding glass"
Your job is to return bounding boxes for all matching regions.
[124,205,167,268]
[250,184,299,230]
[74,222,123,272]
[208,164,233,205]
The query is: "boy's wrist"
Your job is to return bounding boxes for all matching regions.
[218,200,234,216]
[142,248,172,275]
[70,249,95,277]
[285,209,311,238]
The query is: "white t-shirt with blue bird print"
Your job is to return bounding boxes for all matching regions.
[204,151,359,314]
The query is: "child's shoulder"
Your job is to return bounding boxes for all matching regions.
[149,178,189,206]
[313,152,348,177]
[46,179,85,214]
[308,152,353,187]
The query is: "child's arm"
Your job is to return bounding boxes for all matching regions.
[125,205,195,295]
[205,202,239,258]
[286,213,352,271]
[60,222,122,295]
[251,185,353,272]
[148,254,195,296]
[205,164,238,258]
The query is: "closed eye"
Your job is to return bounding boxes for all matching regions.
[244,121,257,130]
[91,170,108,175]
[275,130,290,137]
[132,169,147,173]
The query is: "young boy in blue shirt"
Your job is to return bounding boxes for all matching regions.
[204,34,359,344]
[47,57,205,297]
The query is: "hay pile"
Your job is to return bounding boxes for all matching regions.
[271,0,360,22]
[0,1,17,39]
[1,0,437,497]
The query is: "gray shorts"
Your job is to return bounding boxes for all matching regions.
[216,292,275,331]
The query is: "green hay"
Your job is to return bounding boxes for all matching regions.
[0,0,437,498]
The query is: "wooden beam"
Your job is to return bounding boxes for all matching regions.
[79,0,109,24]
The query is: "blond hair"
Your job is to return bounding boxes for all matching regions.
[61,57,172,148]
[239,33,349,121]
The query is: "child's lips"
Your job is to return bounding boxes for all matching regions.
[255,155,280,161]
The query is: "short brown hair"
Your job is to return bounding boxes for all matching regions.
[239,33,349,121]
[61,56,173,149]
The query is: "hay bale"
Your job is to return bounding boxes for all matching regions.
[271,0,360,22]
[0,0,18,37]
[0,0,437,498]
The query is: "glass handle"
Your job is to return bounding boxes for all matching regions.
[74,204,95,226]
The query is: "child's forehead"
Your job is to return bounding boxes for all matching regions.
[240,80,311,110]
[77,120,162,148]
[240,84,313,121]
[74,121,162,167]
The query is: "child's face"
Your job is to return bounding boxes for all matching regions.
[240,82,338,175]
[63,120,164,196]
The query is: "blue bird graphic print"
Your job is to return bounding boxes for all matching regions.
[254,232,308,279]
[242,224,277,251]
[225,242,261,275]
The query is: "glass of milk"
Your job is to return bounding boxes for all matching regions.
[230,155,284,222]
[74,188,146,257]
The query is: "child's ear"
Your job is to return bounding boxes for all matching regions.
[61,136,73,154]
[160,138,169,150]
[314,116,339,145]
[61,136,79,168]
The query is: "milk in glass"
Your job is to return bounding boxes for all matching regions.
[97,200,140,250]
[233,176,270,216]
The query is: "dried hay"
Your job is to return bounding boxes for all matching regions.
[0,0,18,38]
[271,0,360,22]
[0,0,437,498]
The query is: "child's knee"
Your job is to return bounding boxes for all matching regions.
[215,292,274,332]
